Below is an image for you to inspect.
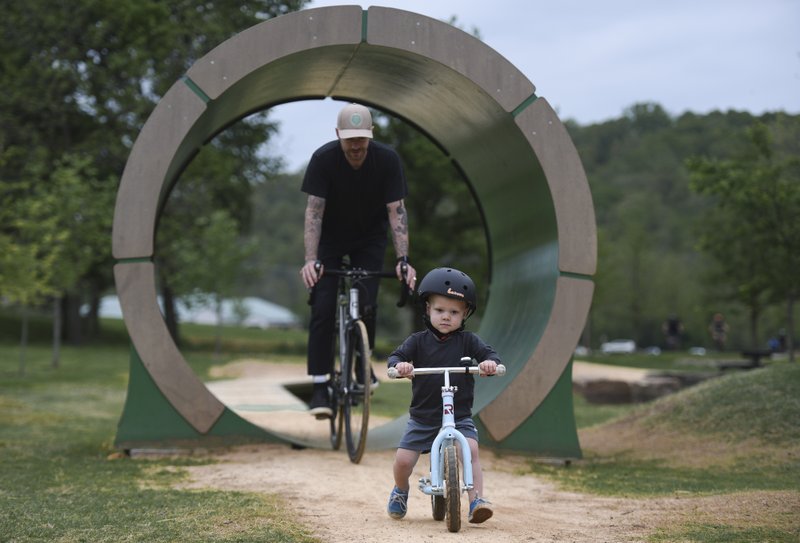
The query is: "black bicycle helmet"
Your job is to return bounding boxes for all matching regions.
[417,267,477,318]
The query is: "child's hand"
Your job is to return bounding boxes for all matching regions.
[478,359,498,376]
[395,361,415,378]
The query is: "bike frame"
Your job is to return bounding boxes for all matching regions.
[418,365,477,496]
[387,359,506,496]
[312,264,410,463]
[328,267,401,376]
[336,279,360,371]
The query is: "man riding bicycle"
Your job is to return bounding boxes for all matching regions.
[299,102,417,418]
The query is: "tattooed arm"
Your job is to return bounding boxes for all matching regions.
[301,195,325,288]
[387,199,417,289]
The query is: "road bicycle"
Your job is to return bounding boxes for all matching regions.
[388,357,505,532]
[311,262,410,463]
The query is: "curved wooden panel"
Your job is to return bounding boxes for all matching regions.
[516,98,597,276]
[112,83,206,259]
[114,262,225,433]
[479,276,594,441]
[186,5,363,100]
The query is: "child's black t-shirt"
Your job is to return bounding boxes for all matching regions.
[387,330,502,425]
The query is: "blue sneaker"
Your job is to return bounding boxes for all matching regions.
[468,497,493,524]
[387,486,408,519]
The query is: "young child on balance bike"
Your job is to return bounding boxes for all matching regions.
[386,267,500,524]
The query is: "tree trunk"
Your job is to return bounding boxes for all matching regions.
[162,284,180,346]
[85,281,101,339]
[215,296,223,359]
[788,296,796,363]
[19,305,29,376]
[748,306,760,349]
[62,293,83,345]
[51,296,62,369]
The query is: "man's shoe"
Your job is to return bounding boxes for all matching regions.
[308,383,332,419]
[387,486,408,519]
[355,367,380,392]
[468,497,493,524]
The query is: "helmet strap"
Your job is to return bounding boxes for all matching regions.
[423,314,466,340]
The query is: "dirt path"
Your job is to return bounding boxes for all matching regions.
[179,444,670,542]
[174,359,678,541]
[174,359,798,542]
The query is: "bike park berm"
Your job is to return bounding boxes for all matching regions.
[111,5,597,458]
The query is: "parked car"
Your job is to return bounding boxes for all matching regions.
[600,339,637,354]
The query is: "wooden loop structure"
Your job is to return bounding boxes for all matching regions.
[113,6,596,456]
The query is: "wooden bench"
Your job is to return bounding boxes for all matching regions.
[717,349,772,371]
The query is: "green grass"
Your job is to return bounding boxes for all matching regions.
[524,363,800,541]
[571,393,637,428]
[529,364,800,493]
[370,380,411,419]
[650,524,799,543]
[645,363,800,443]
[0,341,317,542]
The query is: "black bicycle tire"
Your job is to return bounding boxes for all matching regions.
[328,329,344,451]
[328,372,343,451]
[344,320,371,463]
[431,493,445,521]
[444,444,461,532]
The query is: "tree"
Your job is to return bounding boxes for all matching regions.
[689,119,800,360]
[180,209,257,357]
[1,0,307,345]
[1,177,63,374]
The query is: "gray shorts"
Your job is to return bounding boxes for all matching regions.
[398,417,478,453]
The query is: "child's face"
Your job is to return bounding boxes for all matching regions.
[426,295,467,334]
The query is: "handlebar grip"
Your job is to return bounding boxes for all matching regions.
[387,367,400,379]
[306,261,323,306]
[397,282,410,308]
[396,262,411,308]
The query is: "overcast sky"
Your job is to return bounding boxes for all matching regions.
[266,0,800,172]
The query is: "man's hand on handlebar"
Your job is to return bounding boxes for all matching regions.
[301,260,322,289]
[395,260,417,291]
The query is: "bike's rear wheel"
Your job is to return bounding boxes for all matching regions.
[344,320,371,463]
[444,444,461,532]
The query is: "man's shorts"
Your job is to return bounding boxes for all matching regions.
[398,417,478,453]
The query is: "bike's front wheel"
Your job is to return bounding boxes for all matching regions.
[443,444,461,532]
[328,373,343,451]
[431,494,445,521]
[343,319,371,463]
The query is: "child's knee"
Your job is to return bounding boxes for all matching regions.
[468,439,480,460]
[394,448,419,471]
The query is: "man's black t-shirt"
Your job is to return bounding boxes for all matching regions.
[301,140,407,247]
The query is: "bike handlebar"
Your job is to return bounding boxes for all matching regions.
[387,364,506,379]
[307,262,412,308]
